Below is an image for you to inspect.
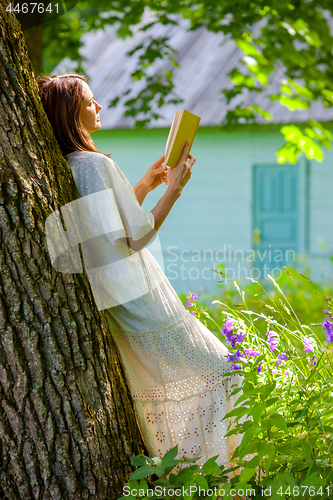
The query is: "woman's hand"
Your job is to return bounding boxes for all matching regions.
[141,154,167,193]
[166,141,196,194]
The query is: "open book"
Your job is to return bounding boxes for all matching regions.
[164,110,201,168]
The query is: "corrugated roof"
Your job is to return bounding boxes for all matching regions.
[54,13,333,129]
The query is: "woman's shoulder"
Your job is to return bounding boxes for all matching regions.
[66,150,115,170]
[66,150,111,161]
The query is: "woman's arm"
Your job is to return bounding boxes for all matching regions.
[151,141,195,230]
[133,155,167,206]
[133,181,150,206]
[121,187,181,252]
[123,142,195,251]
[150,184,182,230]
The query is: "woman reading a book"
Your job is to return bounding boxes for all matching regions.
[37,73,242,470]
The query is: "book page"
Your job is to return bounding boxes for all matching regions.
[165,111,181,160]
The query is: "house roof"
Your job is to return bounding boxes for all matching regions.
[54,13,333,129]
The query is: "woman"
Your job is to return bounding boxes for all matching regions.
[37,73,242,469]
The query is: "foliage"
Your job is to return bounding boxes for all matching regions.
[117,446,242,500]
[180,263,333,340]
[121,270,333,499]
[42,0,333,163]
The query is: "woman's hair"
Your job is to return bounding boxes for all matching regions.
[36,73,106,157]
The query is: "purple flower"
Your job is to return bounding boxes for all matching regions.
[235,331,246,343]
[322,317,333,345]
[257,364,262,373]
[227,350,245,363]
[234,349,245,361]
[228,338,237,348]
[224,318,234,329]
[222,318,235,345]
[222,319,246,348]
[269,340,279,351]
[276,352,288,367]
[190,311,195,316]
[185,301,192,308]
[303,337,315,353]
[230,364,241,372]
[244,349,261,357]
[190,293,198,302]
[311,355,316,366]
[267,331,279,351]
[222,318,234,332]
[227,352,236,363]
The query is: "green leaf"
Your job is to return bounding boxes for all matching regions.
[322,89,333,103]
[184,477,196,499]
[236,39,259,56]
[223,405,250,421]
[260,381,276,398]
[236,482,253,493]
[161,445,179,466]
[250,404,266,423]
[239,426,262,449]
[276,94,309,110]
[176,465,200,482]
[281,84,292,95]
[194,474,209,490]
[239,467,256,483]
[261,443,275,473]
[301,472,327,489]
[169,473,177,485]
[201,456,221,475]
[178,456,202,464]
[237,438,262,459]
[276,142,299,164]
[130,464,156,480]
[229,387,243,398]
[281,473,297,487]
[267,414,289,433]
[235,387,261,404]
[130,455,149,467]
[255,72,268,86]
[251,105,272,119]
[154,467,164,477]
[265,397,279,408]
[224,427,242,437]
[128,480,139,489]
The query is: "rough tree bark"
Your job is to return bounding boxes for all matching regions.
[0,1,146,498]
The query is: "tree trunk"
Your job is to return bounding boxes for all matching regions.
[0,2,145,499]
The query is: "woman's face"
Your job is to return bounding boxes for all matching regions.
[80,81,102,133]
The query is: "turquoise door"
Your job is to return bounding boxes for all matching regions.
[253,165,299,280]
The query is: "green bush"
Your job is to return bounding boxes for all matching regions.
[119,268,333,499]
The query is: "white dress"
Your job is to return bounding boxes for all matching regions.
[65,150,242,468]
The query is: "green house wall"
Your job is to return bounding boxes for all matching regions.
[91,126,333,294]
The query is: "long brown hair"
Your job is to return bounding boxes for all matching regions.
[36,74,106,157]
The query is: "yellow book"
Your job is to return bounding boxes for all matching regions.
[164,109,201,168]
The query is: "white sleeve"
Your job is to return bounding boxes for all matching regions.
[147,211,155,228]
[67,152,155,242]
